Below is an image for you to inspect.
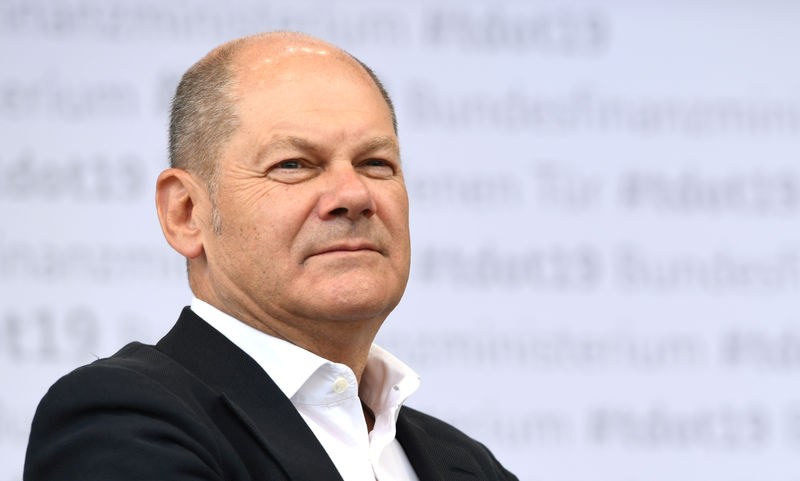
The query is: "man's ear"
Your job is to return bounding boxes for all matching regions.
[155,168,209,259]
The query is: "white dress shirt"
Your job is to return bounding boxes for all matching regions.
[190,298,421,481]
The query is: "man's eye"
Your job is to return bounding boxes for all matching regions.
[362,159,394,175]
[277,160,301,169]
[267,159,317,183]
[361,159,395,176]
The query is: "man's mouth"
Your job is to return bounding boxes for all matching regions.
[310,240,381,258]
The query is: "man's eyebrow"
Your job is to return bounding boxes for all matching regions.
[254,136,314,166]
[358,136,400,157]
[262,135,316,152]
[258,135,400,158]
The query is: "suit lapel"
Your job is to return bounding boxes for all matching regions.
[396,408,484,480]
[156,308,344,481]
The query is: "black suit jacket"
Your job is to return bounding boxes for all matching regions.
[25,308,517,480]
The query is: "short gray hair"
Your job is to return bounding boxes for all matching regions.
[168,39,244,195]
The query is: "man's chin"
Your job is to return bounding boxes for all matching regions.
[295,284,400,323]
[287,266,407,321]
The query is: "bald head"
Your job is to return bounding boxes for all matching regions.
[168,32,397,191]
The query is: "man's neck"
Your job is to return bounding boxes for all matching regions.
[273,319,380,384]
[196,293,383,384]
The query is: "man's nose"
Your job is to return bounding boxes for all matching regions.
[317,165,377,221]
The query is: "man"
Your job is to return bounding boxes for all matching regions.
[24,32,517,480]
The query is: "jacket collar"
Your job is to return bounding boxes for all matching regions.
[156,307,344,481]
[396,407,485,480]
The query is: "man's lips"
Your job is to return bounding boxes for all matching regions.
[309,241,381,258]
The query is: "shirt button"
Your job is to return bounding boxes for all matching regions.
[332,377,348,393]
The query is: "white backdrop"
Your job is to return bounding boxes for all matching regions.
[3,1,800,480]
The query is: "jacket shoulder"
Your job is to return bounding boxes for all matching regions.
[24,342,226,481]
[398,406,518,480]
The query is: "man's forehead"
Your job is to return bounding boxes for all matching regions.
[231,36,360,87]
[226,42,392,131]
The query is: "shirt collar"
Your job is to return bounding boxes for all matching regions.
[361,344,420,419]
[190,297,326,399]
[190,297,420,412]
